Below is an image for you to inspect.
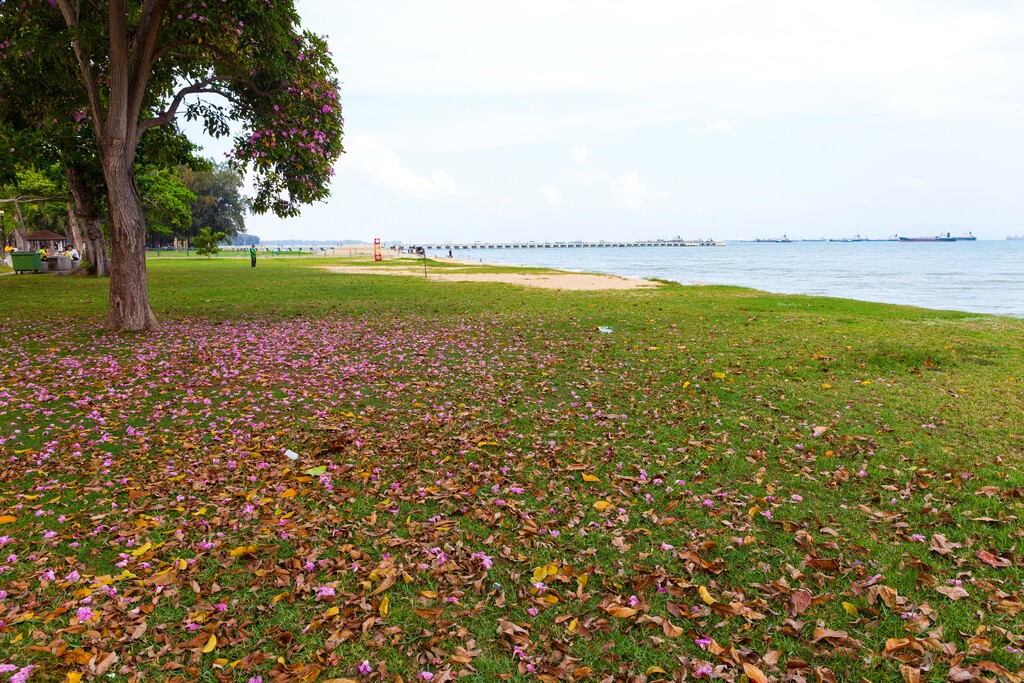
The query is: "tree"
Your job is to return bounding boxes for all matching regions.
[191,226,225,258]
[227,232,260,247]
[139,167,195,244]
[1,9,111,274]
[2,1,344,330]
[0,167,68,248]
[64,162,112,276]
[182,162,248,242]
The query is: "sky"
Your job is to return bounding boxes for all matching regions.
[190,1,1024,243]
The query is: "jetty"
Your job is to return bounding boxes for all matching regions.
[420,239,724,250]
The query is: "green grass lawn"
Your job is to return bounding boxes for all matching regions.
[1,257,1022,683]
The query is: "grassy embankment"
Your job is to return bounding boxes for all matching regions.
[1,256,1022,683]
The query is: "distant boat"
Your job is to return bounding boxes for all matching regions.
[898,235,957,242]
[754,234,793,243]
[828,234,867,242]
[952,232,977,241]
[1006,235,1023,241]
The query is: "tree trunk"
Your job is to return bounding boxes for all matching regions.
[11,201,28,250]
[102,154,158,331]
[67,202,83,249]
[65,165,111,277]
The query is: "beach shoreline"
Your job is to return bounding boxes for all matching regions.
[371,241,1024,318]
[321,260,659,291]
[316,244,660,290]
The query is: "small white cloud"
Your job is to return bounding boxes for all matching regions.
[540,186,562,208]
[612,172,653,210]
[896,174,926,192]
[343,135,460,200]
[558,150,661,211]
[704,120,734,133]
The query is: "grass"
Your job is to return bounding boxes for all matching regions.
[0,256,1022,683]
[146,248,331,258]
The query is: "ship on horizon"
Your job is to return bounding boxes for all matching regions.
[898,232,975,242]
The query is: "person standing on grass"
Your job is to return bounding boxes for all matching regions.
[249,244,258,268]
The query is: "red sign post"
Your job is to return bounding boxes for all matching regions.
[373,238,382,262]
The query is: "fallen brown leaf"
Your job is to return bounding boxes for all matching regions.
[743,661,769,683]
[789,589,813,616]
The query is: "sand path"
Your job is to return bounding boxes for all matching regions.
[320,262,658,291]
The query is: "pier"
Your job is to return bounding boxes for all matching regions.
[419,239,724,250]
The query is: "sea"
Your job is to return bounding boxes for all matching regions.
[448,240,1024,318]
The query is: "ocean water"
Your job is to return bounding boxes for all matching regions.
[450,240,1024,318]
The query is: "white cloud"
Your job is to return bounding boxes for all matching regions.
[704,120,734,133]
[234,1,1024,242]
[329,1,1024,121]
[612,172,654,210]
[556,148,662,211]
[540,186,562,208]
[342,135,460,201]
[896,174,927,192]
[298,2,1024,160]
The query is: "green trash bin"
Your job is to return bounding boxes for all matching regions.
[12,251,42,274]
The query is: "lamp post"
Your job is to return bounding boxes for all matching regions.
[0,209,6,253]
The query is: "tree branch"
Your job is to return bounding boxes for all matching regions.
[137,77,223,135]
[128,0,170,143]
[202,44,278,98]
[53,0,77,25]
[152,40,279,99]
[107,0,129,147]
[0,196,71,205]
[53,0,106,135]
[151,39,190,65]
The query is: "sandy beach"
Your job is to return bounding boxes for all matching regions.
[320,246,658,291]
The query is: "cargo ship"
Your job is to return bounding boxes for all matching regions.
[898,232,974,242]
[898,235,956,242]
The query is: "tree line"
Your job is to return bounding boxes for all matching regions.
[1,161,249,254]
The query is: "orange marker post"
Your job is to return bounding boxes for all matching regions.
[373,238,382,262]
